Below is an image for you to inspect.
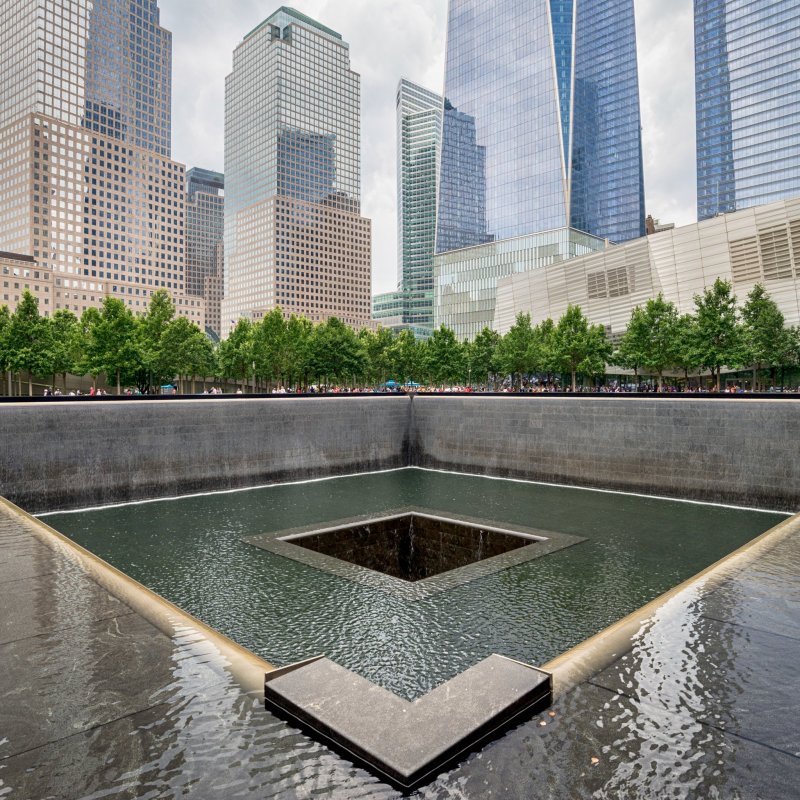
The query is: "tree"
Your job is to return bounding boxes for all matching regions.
[673,314,701,384]
[614,306,648,383]
[360,326,394,386]
[252,307,288,389]
[139,290,176,390]
[389,328,422,385]
[6,291,51,396]
[309,317,366,387]
[0,305,11,395]
[551,305,611,391]
[692,278,742,391]
[640,295,681,388]
[424,324,465,386]
[469,326,500,387]
[49,309,82,392]
[495,313,534,389]
[284,315,313,389]
[160,317,214,394]
[741,283,788,390]
[89,297,140,394]
[218,318,254,391]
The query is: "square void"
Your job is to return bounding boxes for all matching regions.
[287,513,534,582]
[246,509,585,600]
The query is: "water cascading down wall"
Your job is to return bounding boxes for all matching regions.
[0,395,798,512]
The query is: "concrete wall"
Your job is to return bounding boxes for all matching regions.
[1,395,798,512]
[410,396,800,511]
[0,397,411,512]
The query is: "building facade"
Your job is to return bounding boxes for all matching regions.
[222,7,372,335]
[186,167,224,336]
[433,0,644,339]
[494,197,800,338]
[0,0,203,326]
[372,79,442,337]
[695,0,800,221]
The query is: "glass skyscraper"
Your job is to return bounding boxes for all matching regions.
[222,7,372,334]
[437,0,645,250]
[434,0,642,339]
[695,0,800,221]
[373,79,442,337]
[0,0,204,326]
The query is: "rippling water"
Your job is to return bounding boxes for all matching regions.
[44,468,785,700]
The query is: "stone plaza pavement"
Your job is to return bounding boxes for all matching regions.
[1,498,798,799]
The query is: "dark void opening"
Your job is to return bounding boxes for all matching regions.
[283,513,537,582]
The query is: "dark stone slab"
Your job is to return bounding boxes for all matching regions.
[264,653,552,792]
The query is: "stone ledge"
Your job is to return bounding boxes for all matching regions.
[264,653,552,792]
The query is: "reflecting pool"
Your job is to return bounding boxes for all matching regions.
[43,468,786,700]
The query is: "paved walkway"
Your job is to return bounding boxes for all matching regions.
[1,501,798,798]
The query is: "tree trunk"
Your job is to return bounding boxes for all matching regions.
[752,365,758,392]
[571,367,577,392]
[17,373,21,396]
[116,368,121,396]
[28,373,33,397]
[715,368,721,392]
[192,376,196,394]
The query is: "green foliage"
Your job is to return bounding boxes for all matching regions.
[160,316,215,392]
[692,278,742,390]
[309,317,366,385]
[423,325,464,385]
[218,318,254,388]
[551,305,611,391]
[388,328,422,384]
[469,326,500,386]
[741,283,788,389]
[6,292,52,394]
[87,297,140,392]
[495,313,534,388]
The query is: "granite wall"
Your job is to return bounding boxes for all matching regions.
[1,395,798,512]
[0,397,411,512]
[410,396,800,511]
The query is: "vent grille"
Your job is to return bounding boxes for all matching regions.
[759,225,793,281]
[606,266,630,298]
[729,237,761,284]
[587,271,607,299]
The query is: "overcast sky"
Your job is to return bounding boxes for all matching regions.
[160,0,696,295]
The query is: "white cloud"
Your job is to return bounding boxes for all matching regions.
[162,0,696,296]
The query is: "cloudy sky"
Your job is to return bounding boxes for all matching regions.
[160,0,696,295]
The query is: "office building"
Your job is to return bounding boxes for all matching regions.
[373,79,441,337]
[0,0,204,326]
[695,0,800,220]
[186,167,224,336]
[433,0,643,339]
[494,197,800,339]
[222,7,372,335]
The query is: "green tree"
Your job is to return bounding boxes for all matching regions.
[252,308,288,389]
[692,278,742,391]
[218,318,254,391]
[388,328,422,385]
[495,313,535,389]
[77,307,102,387]
[139,290,176,390]
[639,294,681,388]
[673,314,701,385]
[551,305,611,391]
[49,309,82,392]
[88,297,140,393]
[614,306,648,383]
[309,317,366,387]
[469,326,500,387]
[424,324,464,386]
[285,315,313,389]
[6,291,51,395]
[741,283,789,390]
[360,326,394,385]
[0,305,11,395]
[160,317,214,394]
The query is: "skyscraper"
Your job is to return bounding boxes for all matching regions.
[222,7,372,335]
[373,79,442,337]
[186,168,224,337]
[434,0,643,338]
[0,0,204,325]
[695,0,800,221]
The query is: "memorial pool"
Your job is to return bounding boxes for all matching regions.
[43,468,786,700]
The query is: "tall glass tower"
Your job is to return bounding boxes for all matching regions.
[436,0,645,251]
[222,7,372,334]
[434,0,642,339]
[373,79,442,337]
[695,0,800,221]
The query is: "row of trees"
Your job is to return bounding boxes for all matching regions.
[1,280,798,395]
